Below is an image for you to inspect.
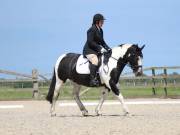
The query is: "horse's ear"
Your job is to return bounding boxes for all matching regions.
[133,44,139,50]
[140,44,145,51]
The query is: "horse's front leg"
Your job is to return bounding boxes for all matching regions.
[72,82,88,116]
[95,88,108,116]
[117,92,130,116]
[109,80,130,115]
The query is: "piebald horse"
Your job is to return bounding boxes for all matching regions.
[46,44,145,116]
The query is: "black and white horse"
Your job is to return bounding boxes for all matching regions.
[46,44,145,116]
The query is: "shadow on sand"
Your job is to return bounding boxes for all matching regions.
[52,114,144,118]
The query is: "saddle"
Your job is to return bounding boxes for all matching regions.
[76,55,101,74]
[76,52,111,75]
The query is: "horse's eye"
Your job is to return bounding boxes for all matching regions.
[132,53,136,56]
[128,53,136,57]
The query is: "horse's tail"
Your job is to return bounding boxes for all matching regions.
[46,69,56,104]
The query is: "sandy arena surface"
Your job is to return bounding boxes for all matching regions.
[0,99,180,135]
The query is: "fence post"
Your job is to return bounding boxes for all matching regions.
[173,80,176,88]
[144,81,147,86]
[32,69,39,99]
[152,68,156,95]
[163,68,168,97]
[133,80,136,86]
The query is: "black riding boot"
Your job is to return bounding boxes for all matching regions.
[89,64,99,87]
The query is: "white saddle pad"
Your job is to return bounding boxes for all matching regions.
[76,55,90,74]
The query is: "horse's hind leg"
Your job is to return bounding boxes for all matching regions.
[95,88,108,116]
[72,82,88,116]
[50,79,63,116]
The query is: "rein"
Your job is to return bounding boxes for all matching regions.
[110,56,127,66]
[109,56,142,70]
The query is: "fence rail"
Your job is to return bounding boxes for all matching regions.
[0,69,39,98]
[121,75,180,80]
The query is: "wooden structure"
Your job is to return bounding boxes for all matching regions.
[121,66,180,96]
[0,69,39,99]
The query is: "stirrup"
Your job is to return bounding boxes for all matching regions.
[89,79,99,87]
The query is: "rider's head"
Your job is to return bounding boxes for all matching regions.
[93,13,105,28]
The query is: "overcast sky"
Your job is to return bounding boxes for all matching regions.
[0,0,180,76]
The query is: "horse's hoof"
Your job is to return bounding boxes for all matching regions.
[82,110,88,116]
[50,112,56,117]
[95,110,102,116]
[124,112,131,117]
[96,113,102,116]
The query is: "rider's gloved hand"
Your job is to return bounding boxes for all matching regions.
[100,48,107,54]
[107,48,112,53]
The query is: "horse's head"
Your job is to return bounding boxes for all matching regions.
[125,44,145,76]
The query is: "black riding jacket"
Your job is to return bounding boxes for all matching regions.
[83,25,110,56]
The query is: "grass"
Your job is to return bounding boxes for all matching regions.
[0,88,33,100]
[0,86,180,100]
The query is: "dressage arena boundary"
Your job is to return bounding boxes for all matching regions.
[58,100,180,107]
[0,66,180,99]
[1,100,180,109]
[0,105,24,109]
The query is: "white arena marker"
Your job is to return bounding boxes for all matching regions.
[59,102,97,107]
[59,100,180,107]
[0,105,24,109]
[126,101,180,105]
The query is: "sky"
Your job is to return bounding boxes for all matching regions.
[0,0,180,76]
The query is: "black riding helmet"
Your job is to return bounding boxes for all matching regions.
[93,13,106,24]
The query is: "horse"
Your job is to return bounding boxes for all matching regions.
[46,43,145,116]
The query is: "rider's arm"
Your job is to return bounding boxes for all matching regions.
[102,40,111,51]
[101,30,111,51]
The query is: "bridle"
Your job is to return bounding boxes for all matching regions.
[110,55,142,70]
[102,50,142,74]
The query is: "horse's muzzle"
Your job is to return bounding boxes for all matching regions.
[135,66,143,77]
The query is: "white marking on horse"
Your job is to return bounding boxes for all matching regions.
[100,44,133,89]
[138,56,143,72]
[111,44,132,60]
[55,54,67,79]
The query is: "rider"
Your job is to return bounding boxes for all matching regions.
[83,13,111,86]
